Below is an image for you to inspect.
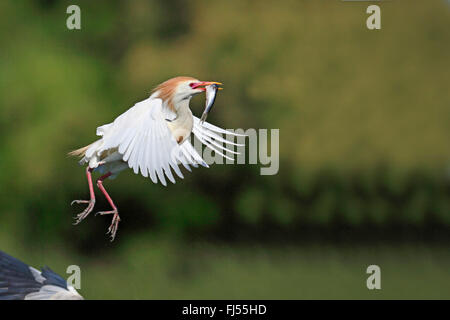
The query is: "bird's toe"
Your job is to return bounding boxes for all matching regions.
[71,199,89,206]
[72,199,96,224]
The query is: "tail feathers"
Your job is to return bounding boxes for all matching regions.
[68,144,91,158]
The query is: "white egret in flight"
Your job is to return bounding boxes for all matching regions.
[69,76,244,240]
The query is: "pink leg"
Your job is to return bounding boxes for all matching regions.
[72,167,96,225]
[95,172,121,241]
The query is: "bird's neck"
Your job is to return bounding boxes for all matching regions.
[166,98,194,142]
[174,97,191,111]
[170,97,191,117]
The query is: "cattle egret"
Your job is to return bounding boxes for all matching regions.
[0,250,83,300]
[69,76,244,241]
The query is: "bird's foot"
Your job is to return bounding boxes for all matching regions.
[96,209,120,241]
[71,199,96,225]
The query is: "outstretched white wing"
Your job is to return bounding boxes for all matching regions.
[90,98,206,186]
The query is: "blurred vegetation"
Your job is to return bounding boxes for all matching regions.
[0,0,449,299]
[5,237,450,299]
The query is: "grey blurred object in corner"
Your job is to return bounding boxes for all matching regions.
[0,250,83,300]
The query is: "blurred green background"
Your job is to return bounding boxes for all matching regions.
[0,0,449,299]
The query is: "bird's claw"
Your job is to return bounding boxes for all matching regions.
[108,212,120,242]
[71,199,96,225]
[71,200,90,206]
[95,210,109,217]
[96,209,120,241]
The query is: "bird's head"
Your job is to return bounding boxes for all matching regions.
[152,76,222,110]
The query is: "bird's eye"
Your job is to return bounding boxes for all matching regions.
[189,82,196,89]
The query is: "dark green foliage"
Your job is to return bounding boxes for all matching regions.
[0,0,448,246]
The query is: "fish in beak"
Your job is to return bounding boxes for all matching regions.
[200,83,223,124]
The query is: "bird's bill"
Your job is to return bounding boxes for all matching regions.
[190,81,223,91]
